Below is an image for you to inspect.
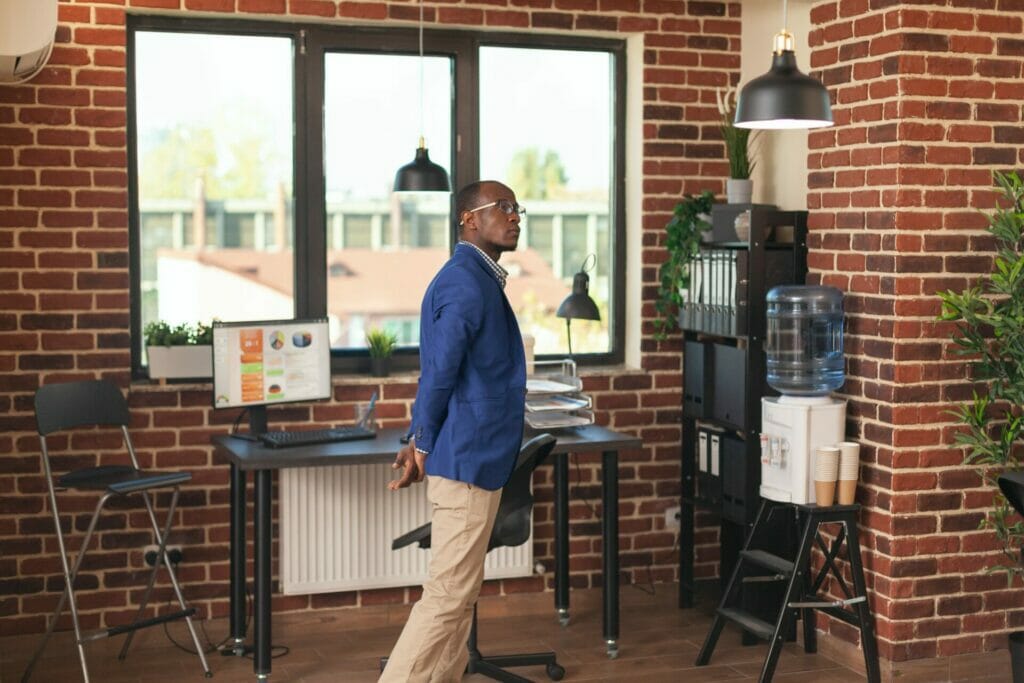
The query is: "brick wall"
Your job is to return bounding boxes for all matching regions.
[806,0,1024,664]
[0,0,742,636]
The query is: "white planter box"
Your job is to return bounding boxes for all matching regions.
[147,345,212,380]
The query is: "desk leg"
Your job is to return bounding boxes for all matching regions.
[602,450,619,659]
[225,464,248,656]
[554,454,570,626]
[254,469,272,679]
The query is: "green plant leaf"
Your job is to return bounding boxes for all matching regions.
[654,190,715,340]
[939,171,1024,586]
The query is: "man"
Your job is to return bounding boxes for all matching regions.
[379,181,528,682]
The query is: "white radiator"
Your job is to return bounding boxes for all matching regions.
[280,464,534,595]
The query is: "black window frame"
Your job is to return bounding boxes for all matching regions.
[127,15,626,379]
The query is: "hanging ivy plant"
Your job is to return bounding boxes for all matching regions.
[654,190,716,340]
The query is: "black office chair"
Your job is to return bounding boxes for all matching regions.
[22,380,211,683]
[388,433,565,682]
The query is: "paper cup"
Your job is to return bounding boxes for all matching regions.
[838,479,858,505]
[815,446,840,482]
[815,480,837,507]
[838,441,860,478]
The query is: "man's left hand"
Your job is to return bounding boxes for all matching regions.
[388,442,426,490]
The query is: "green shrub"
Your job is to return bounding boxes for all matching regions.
[938,171,1024,583]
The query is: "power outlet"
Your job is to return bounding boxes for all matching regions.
[664,506,681,529]
[143,545,183,567]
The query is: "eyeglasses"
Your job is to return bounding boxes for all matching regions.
[466,198,527,218]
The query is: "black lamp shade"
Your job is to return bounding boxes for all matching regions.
[734,50,833,130]
[999,472,1024,518]
[556,271,600,321]
[394,145,450,192]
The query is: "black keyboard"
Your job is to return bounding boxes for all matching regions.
[258,425,377,448]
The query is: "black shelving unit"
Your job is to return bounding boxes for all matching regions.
[678,204,808,609]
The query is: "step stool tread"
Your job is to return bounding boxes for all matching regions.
[718,607,775,640]
[741,549,794,575]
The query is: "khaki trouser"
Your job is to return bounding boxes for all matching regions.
[379,475,502,683]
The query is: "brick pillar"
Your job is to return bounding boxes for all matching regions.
[807,0,1024,664]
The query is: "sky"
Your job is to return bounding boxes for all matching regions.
[134,32,612,199]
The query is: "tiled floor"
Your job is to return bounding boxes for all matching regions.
[0,585,1011,682]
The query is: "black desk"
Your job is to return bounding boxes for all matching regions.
[212,424,641,680]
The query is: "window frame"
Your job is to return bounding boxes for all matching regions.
[127,15,626,379]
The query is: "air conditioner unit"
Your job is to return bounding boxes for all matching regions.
[0,0,58,84]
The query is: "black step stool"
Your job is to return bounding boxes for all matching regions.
[696,499,881,683]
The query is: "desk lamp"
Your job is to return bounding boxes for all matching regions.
[556,255,600,357]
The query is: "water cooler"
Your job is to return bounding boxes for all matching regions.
[759,285,846,504]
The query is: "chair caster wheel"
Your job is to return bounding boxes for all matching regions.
[558,608,569,627]
[606,640,619,659]
[546,663,565,680]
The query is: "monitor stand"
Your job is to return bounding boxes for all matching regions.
[248,404,268,435]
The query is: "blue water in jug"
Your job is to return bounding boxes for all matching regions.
[765,285,845,396]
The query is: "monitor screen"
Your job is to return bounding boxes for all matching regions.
[211,318,332,409]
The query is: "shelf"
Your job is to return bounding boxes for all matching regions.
[700,240,802,250]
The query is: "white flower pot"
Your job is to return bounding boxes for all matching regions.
[147,345,212,380]
[726,178,753,204]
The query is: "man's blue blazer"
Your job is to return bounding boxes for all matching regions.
[409,243,526,491]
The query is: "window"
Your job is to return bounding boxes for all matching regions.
[128,18,624,376]
[480,46,616,355]
[131,28,295,345]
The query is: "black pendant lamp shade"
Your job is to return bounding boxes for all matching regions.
[734,30,833,130]
[394,137,450,192]
[393,0,451,193]
[556,270,600,321]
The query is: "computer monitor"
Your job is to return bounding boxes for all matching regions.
[212,318,332,432]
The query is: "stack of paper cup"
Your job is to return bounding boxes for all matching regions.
[837,441,861,505]
[815,446,840,506]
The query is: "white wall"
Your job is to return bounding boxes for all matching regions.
[742,0,814,211]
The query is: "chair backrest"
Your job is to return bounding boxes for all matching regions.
[35,380,131,436]
[489,433,557,551]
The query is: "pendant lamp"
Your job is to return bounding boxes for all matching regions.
[734,0,833,130]
[393,0,450,192]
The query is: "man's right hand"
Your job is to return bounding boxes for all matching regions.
[388,442,426,490]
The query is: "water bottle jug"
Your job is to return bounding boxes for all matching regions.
[765,285,845,396]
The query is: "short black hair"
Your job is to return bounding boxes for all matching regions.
[455,180,507,227]
[455,181,486,222]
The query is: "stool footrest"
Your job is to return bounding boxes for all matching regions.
[104,608,197,639]
[788,596,865,609]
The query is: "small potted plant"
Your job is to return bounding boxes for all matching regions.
[717,87,755,204]
[144,320,214,380]
[938,171,1024,676]
[365,327,398,377]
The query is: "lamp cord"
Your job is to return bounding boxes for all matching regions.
[782,0,788,30]
[565,318,573,357]
[418,0,425,142]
